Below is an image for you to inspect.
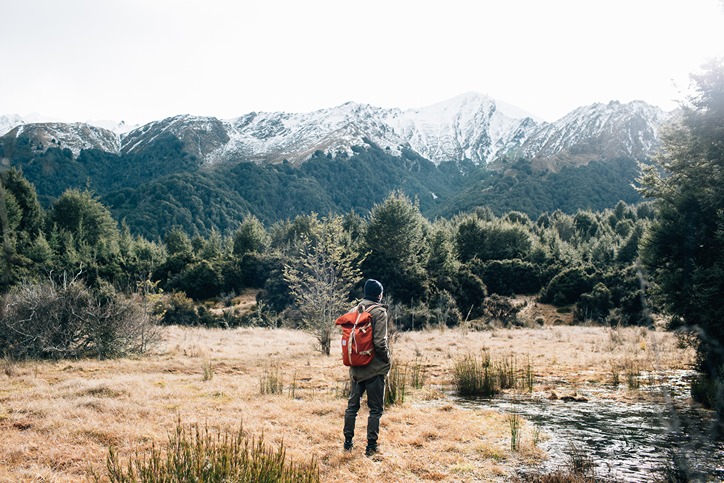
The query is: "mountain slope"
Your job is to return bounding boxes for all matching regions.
[0,94,673,236]
[115,92,540,166]
[1,94,669,171]
[500,100,669,170]
[3,123,120,158]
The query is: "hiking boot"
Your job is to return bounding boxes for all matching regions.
[343,439,354,451]
[365,442,378,456]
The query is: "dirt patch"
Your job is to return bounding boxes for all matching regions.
[208,289,259,318]
[517,295,574,326]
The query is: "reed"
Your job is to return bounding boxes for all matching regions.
[95,420,320,483]
[522,357,535,392]
[260,365,284,395]
[508,412,522,451]
[453,351,499,397]
[498,354,517,390]
[385,362,407,405]
[566,442,596,478]
[454,351,536,396]
[201,359,214,381]
[409,356,426,389]
[623,358,641,389]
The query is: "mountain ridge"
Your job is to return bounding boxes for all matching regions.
[1,93,671,169]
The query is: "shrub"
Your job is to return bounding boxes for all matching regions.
[541,266,596,307]
[0,279,158,359]
[482,295,522,327]
[159,291,199,326]
[429,290,463,327]
[481,259,543,296]
[574,283,613,323]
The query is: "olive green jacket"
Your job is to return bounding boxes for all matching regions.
[349,298,391,383]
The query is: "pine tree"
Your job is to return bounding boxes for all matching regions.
[362,192,429,303]
[640,59,724,412]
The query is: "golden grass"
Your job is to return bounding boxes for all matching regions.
[0,324,694,482]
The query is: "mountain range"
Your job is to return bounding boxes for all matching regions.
[0,93,672,237]
[1,92,670,167]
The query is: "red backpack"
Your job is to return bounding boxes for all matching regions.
[335,304,380,367]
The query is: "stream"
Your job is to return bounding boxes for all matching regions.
[450,370,724,482]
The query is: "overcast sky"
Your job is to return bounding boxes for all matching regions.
[2,0,723,126]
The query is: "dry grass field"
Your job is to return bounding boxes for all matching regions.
[0,318,695,482]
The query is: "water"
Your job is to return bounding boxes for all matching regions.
[450,371,724,482]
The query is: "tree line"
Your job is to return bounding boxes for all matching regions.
[0,165,653,337]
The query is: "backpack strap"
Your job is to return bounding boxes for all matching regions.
[360,303,381,313]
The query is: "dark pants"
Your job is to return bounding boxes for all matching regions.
[343,374,385,444]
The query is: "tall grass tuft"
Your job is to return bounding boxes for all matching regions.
[453,351,498,397]
[260,365,284,395]
[522,357,535,392]
[566,442,596,478]
[610,362,620,387]
[409,356,426,389]
[623,358,641,389]
[3,354,17,377]
[96,420,320,482]
[202,359,214,381]
[508,412,522,451]
[498,354,517,390]
[385,362,407,405]
[335,379,350,399]
[288,371,298,399]
[454,351,536,397]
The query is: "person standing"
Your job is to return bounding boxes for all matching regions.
[343,279,391,456]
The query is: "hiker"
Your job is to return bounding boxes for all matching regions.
[343,278,391,456]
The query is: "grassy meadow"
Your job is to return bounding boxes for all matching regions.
[0,304,695,482]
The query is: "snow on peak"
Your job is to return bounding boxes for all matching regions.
[2,94,669,168]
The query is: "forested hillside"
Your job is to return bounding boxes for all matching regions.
[0,129,645,239]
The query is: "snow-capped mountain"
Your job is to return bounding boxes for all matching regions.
[509,100,670,169]
[381,93,541,165]
[0,94,671,168]
[4,122,120,157]
[116,92,539,166]
[85,119,139,135]
[0,113,65,136]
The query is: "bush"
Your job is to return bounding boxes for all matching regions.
[0,279,158,359]
[429,290,463,327]
[482,294,522,327]
[159,291,200,326]
[541,266,596,307]
[480,259,543,296]
[574,283,613,323]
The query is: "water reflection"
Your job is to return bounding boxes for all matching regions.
[451,371,724,482]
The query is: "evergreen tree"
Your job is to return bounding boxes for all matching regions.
[232,215,270,257]
[49,189,119,248]
[640,59,724,412]
[362,192,429,304]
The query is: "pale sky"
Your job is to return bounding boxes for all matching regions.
[2,0,723,126]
